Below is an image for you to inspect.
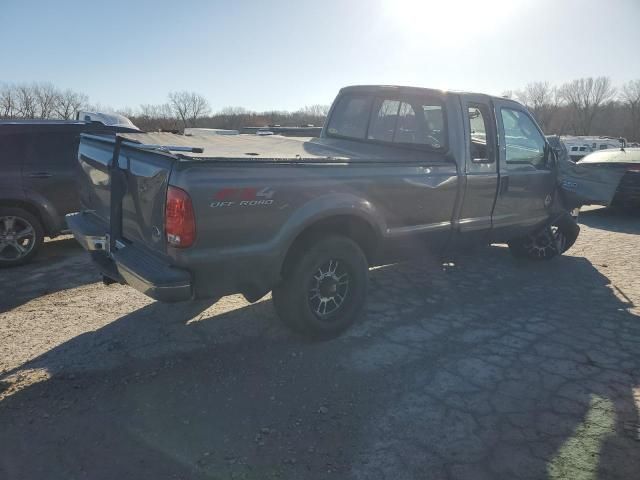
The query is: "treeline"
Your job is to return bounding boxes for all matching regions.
[126,101,329,133]
[2,78,640,140]
[504,77,640,141]
[0,82,88,120]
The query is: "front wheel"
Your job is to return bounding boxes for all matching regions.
[272,235,369,339]
[508,215,579,261]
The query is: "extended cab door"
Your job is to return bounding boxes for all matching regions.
[490,99,555,242]
[455,96,498,245]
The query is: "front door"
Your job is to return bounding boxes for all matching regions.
[491,100,556,242]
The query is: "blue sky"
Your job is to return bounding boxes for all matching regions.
[1,0,639,112]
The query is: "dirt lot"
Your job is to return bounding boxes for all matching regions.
[1,207,639,480]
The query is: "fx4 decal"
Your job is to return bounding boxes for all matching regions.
[210,187,275,208]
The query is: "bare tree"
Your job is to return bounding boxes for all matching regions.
[135,103,180,131]
[55,89,88,119]
[188,93,210,127]
[559,77,617,135]
[219,106,250,116]
[621,79,640,141]
[0,84,17,118]
[34,83,60,118]
[168,91,210,129]
[516,82,561,132]
[15,84,38,118]
[298,104,330,117]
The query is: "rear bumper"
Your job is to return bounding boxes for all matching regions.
[66,212,192,302]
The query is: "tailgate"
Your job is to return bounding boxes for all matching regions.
[77,134,174,254]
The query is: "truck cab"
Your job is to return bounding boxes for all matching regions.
[322,86,559,247]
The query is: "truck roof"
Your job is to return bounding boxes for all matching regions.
[340,84,519,105]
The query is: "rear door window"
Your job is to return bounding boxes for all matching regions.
[467,104,493,162]
[26,133,79,168]
[0,134,28,166]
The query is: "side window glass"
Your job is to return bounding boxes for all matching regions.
[0,133,27,166]
[368,99,400,142]
[326,94,371,140]
[467,105,491,162]
[501,108,545,169]
[27,133,79,167]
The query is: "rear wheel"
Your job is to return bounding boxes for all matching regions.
[0,207,44,267]
[272,235,369,339]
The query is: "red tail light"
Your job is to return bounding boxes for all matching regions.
[165,186,196,248]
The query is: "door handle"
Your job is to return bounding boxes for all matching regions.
[27,172,53,179]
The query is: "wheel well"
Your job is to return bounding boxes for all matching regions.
[282,215,380,275]
[0,200,47,233]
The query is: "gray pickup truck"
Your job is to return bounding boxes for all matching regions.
[68,85,579,338]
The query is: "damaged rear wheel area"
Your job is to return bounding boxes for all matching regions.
[508,213,580,261]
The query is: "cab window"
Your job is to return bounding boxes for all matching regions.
[368,96,445,149]
[501,108,546,169]
[326,94,372,140]
[367,99,400,142]
[327,92,446,150]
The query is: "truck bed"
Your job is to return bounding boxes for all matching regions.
[117,132,440,163]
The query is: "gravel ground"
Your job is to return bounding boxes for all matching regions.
[1,206,639,480]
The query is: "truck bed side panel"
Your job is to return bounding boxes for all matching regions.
[167,160,458,297]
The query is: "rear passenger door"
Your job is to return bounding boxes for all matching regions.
[0,133,27,202]
[491,100,555,242]
[456,96,498,245]
[22,131,81,228]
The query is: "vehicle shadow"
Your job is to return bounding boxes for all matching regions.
[1,247,639,479]
[0,236,97,314]
[579,206,640,234]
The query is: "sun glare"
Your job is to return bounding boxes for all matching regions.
[382,0,520,46]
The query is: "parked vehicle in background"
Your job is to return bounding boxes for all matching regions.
[578,146,640,210]
[548,135,627,212]
[562,136,623,162]
[68,85,581,338]
[0,117,139,267]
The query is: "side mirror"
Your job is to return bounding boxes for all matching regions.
[545,143,557,168]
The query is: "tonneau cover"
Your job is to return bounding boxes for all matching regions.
[114,132,443,163]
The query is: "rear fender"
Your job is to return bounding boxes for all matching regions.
[277,193,386,265]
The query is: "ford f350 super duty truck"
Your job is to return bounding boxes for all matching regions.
[67,85,580,338]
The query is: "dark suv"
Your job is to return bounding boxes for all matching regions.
[0,120,138,266]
